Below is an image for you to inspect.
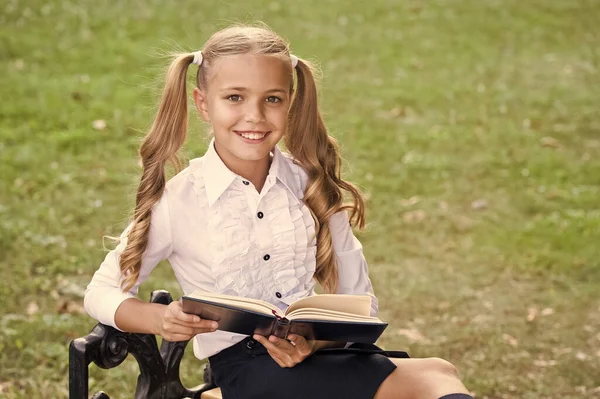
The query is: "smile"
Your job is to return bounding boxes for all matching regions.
[234,131,271,142]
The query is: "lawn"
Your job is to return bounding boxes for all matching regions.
[1,0,599,397]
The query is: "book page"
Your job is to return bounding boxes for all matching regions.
[287,307,383,323]
[285,294,371,317]
[185,291,279,316]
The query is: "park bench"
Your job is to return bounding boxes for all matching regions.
[69,290,223,399]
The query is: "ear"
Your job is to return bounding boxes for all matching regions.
[192,88,211,123]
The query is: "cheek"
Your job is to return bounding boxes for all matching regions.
[268,107,289,128]
[209,103,240,126]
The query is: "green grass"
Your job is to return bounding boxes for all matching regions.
[1,0,599,397]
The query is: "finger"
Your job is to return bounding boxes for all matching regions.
[269,335,296,353]
[272,336,303,365]
[192,326,218,335]
[164,318,216,336]
[171,301,219,330]
[163,323,197,337]
[286,334,304,345]
[252,336,285,365]
[170,301,199,323]
[286,334,311,355]
[253,334,272,349]
[253,335,286,356]
[171,317,218,330]
[268,350,291,368]
[169,303,218,329]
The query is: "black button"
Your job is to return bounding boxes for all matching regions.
[263,254,270,261]
[257,211,264,219]
[246,339,256,349]
[242,180,250,185]
[275,292,282,299]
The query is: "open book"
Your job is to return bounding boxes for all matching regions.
[181,291,388,343]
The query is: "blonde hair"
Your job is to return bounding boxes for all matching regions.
[119,24,365,294]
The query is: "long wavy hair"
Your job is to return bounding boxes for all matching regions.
[119,24,365,294]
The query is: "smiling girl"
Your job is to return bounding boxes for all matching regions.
[84,24,472,399]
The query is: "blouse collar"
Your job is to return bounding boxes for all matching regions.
[199,138,303,207]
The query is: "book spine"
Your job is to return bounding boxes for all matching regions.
[270,318,291,339]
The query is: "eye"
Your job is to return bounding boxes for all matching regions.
[227,94,242,102]
[266,96,282,103]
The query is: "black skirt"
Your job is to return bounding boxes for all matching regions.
[208,337,409,399]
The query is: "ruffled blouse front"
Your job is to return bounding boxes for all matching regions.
[188,148,317,308]
[84,140,379,360]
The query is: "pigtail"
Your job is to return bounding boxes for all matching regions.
[119,53,194,292]
[285,59,366,294]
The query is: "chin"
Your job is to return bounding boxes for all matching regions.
[233,148,272,162]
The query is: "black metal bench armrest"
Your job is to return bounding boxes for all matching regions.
[69,290,217,399]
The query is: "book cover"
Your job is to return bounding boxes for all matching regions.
[181,293,388,343]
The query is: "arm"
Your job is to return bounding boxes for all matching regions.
[84,194,171,333]
[83,221,172,334]
[114,298,167,335]
[115,297,217,340]
[84,194,218,340]
[292,161,378,313]
[329,210,379,316]
[84,195,173,332]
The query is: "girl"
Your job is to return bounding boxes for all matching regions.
[84,24,472,399]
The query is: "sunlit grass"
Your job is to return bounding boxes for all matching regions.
[1,0,599,397]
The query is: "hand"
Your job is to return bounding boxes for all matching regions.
[253,334,316,368]
[158,300,218,342]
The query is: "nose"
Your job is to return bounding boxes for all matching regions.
[244,100,266,124]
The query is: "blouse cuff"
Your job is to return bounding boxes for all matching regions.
[84,285,136,331]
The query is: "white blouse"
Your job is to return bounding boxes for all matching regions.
[84,139,379,360]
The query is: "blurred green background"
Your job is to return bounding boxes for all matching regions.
[1,0,599,397]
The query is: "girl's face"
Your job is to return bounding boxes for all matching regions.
[193,54,293,171]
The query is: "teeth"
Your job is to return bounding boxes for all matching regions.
[239,132,266,140]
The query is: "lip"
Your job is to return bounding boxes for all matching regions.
[234,130,271,144]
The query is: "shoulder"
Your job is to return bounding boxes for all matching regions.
[166,156,205,190]
[280,150,310,193]
[160,156,207,207]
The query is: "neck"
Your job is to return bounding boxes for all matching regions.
[236,157,271,192]
[213,143,273,193]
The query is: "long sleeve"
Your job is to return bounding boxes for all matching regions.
[329,210,379,317]
[84,194,174,329]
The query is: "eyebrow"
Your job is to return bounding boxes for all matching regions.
[220,87,288,94]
